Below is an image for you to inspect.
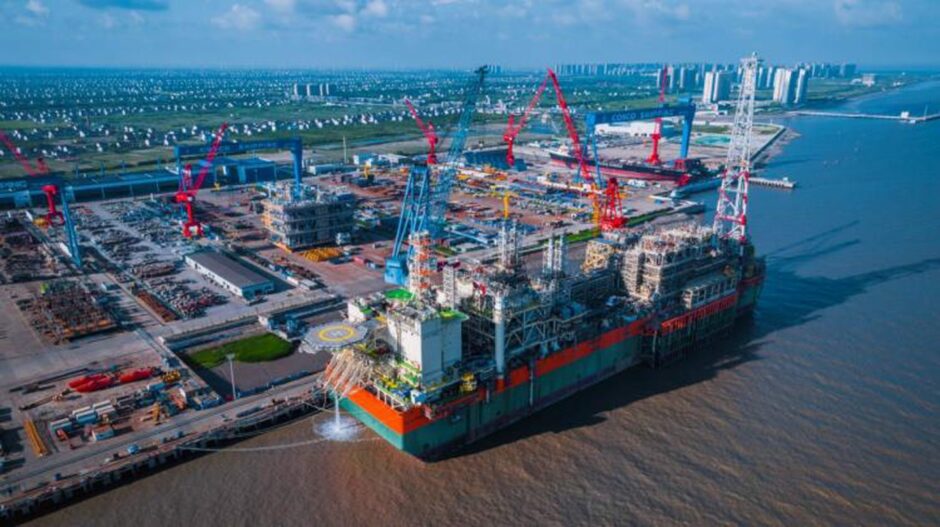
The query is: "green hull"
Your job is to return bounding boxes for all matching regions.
[342,281,763,459]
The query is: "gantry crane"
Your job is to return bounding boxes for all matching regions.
[405,99,439,165]
[174,122,228,238]
[385,67,488,285]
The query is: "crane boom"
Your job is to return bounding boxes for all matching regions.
[426,66,487,237]
[189,122,229,195]
[0,131,39,176]
[405,99,439,164]
[503,74,549,168]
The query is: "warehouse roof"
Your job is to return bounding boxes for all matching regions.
[186,251,273,289]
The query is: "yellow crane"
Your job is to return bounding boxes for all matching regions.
[502,190,519,220]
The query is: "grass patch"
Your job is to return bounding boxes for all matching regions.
[187,333,293,369]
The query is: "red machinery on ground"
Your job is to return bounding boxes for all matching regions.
[502,69,625,231]
[0,131,62,224]
[174,122,229,238]
[404,99,439,164]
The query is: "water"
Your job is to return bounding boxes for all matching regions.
[314,394,360,442]
[28,83,940,527]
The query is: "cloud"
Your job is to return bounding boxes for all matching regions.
[15,0,49,26]
[833,0,901,27]
[212,4,261,29]
[330,13,356,31]
[78,0,169,10]
[361,0,388,18]
[26,0,49,17]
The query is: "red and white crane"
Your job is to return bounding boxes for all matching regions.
[0,130,62,225]
[502,69,624,231]
[175,122,229,238]
[714,54,758,244]
[404,99,439,165]
[646,66,668,165]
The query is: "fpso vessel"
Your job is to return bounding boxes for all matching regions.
[319,224,764,459]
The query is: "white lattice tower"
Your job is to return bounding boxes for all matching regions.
[497,221,521,272]
[407,230,433,300]
[714,53,759,243]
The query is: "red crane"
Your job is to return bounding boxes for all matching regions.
[503,74,549,168]
[501,69,624,230]
[174,122,229,238]
[404,99,439,165]
[647,66,667,166]
[0,131,62,224]
[600,177,625,230]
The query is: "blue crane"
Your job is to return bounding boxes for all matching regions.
[384,66,487,286]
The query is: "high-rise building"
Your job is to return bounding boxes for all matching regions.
[319,83,331,97]
[292,83,300,98]
[702,70,731,104]
[772,69,792,104]
[793,69,809,104]
[677,66,695,91]
[305,84,314,98]
[773,68,808,106]
[840,63,857,78]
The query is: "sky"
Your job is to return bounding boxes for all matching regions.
[1,0,938,69]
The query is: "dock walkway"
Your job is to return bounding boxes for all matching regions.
[791,110,940,123]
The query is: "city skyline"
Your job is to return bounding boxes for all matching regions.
[0,0,938,69]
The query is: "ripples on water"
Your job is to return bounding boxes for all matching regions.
[27,83,940,527]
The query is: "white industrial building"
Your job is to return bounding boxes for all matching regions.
[185,251,275,301]
[595,120,676,138]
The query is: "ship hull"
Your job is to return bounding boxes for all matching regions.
[341,278,763,460]
[549,152,686,181]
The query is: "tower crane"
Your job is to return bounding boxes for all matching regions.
[385,67,487,285]
[502,69,624,231]
[714,53,759,245]
[404,99,439,165]
[174,122,229,238]
[646,66,667,165]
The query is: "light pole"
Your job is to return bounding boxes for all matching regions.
[226,353,237,401]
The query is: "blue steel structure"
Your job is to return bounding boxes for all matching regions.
[584,102,696,187]
[59,186,82,268]
[175,138,304,198]
[384,66,487,286]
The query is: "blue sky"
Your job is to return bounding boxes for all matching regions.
[1,0,938,68]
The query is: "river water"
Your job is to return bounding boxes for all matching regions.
[30,82,940,527]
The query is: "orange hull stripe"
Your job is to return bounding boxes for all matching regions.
[350,318,649,435]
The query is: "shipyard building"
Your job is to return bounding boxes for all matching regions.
[185,250,275,300]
